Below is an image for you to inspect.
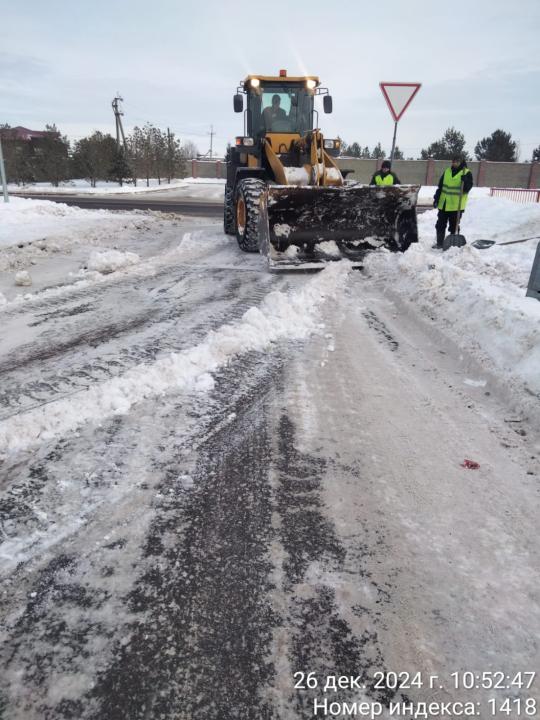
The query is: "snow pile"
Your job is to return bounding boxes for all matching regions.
[14,271,32,286]
[0,196,134,250]
[364,196,540,394]
[87,249,140,274]
[0,262,351,455]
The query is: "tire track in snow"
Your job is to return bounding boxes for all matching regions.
[0,264,348,454]
[0,266,278,419]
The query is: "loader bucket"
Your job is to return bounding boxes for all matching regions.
[258,184,420,270]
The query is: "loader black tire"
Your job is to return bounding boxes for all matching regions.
[235,178,266,253]
[223,184,236,235]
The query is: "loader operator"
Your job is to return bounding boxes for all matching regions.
[432,156,473,249]
[263,94,287,131]
[370,160,401,186]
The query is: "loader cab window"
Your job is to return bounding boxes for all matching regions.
[248,84,314,137]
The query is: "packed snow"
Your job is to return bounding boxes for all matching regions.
[87,249,140,274]
[1,192,539,452]
[364,196,540,395]
[0,262,351,455]
[14,270,32,286]
[0,196,140,250]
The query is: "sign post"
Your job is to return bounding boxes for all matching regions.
[0,137,8,203]
[379,82,421,164]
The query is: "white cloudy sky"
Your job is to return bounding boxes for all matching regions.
[1,0,539,159]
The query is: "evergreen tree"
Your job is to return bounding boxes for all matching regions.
[392,146,404,160]
[72,131,117,187]
[108,148,132,187]
[33,124,70,186]
[361,146,371,158]
[371,142,386,159]
[0,125,35,184]
[474,129,517,161]
[421,127,469,160]
[348,142,361,158]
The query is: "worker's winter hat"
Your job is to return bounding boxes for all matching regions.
[381,160,391,169]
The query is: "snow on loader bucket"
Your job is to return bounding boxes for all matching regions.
[258,184,420,270]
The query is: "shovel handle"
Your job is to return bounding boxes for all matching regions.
[455,176,465,233]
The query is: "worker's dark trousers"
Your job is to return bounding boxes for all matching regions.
[435,209,464,234]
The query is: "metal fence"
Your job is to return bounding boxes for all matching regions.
[490,187,540,203]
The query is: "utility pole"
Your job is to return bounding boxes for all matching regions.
[167,127,172,183]
[208,124,215,159]
[111,93,135,186]
[0,136,9,203]
[111,94,127,151]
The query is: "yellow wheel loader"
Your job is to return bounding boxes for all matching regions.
[224,71,420,270]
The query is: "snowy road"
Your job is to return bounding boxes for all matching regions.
[0,216,539,719]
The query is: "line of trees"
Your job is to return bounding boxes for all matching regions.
[0,123,199,187]
[341,141,404,159]
[343,128,538,163]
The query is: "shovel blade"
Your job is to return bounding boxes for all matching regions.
[471,239,495,249]
[443,233,467,251]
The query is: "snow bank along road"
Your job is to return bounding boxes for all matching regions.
[9,193,224,216]
[0,200,539,719]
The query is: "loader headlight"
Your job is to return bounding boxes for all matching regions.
[236,137,254,146]
[250,78,260,88]
[306,79,317,89]
[323,139,336,149]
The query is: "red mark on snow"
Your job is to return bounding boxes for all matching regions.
[461,459,480,470]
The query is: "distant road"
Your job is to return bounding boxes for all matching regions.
[10,193,430,216]
[10,193,224,217]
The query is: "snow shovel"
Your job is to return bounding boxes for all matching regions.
[472,235,540,250]
[442,178,466,251]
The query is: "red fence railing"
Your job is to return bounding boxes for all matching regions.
[490,187,540,203]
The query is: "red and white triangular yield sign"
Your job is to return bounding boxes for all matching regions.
[379,82,421,122]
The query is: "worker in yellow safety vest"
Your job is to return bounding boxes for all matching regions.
[370,160,401,186]
[432,156,473,249]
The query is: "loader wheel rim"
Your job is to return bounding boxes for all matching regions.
[237,197,246,236]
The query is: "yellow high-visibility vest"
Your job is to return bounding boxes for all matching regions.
[375,173,395,186]
[438,167,471,211]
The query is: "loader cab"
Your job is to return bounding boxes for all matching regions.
[248,82,314,137]
[236,74,328,141]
